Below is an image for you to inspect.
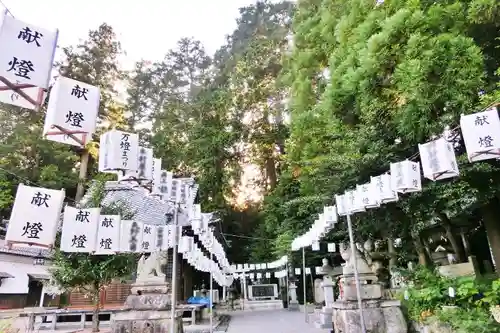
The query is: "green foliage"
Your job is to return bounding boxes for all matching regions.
[435,307,500,333]
[256,0,500,265]
[49,181,137,302]
[399,266,500,332]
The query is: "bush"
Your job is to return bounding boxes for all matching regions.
[398,266,500,332]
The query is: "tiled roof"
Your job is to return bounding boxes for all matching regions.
[0,238,52,258]
[81,180,197,226]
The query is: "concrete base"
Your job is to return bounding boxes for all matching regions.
[124,294,172,310]
[314,307,333,329]
[111,281,182,333]
[332,300,407,333]
[288,301,300,311]
[111,309,183,333]
[130,280,170,295]
[244,300,284,311]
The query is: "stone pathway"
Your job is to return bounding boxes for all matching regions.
[225,310,329,333]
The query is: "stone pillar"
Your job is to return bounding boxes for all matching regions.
[39,285,45,307]
[288,282,299,311]
[322,277,335,307]
[315,277,334,329]
[242,274,248,300]
[223,285,226,302]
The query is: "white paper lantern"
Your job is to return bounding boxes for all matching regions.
[141,223,157,252]
[120,146,154,182]
[295,268,301,275]
[152,158,162,190]
[118,220,133,252]
[390,160,421,193]
[335,194,348,216]
[154,170,173,199]
[94,215,121,255]
[190,204,202,227]
[419,138,459,181]
[265,272,271,278]
[371,173,398,203]
[460,108,500,162]
[136,147,154,180]
[44,77,99,147]
[0,14,58,109]
[323,205,338,225]
[310,219,323,240]
[357,183,379,208]
[305,268,311,275]
[155,225,166,251]
[61,207,100,253]
[328,243,336,253]
[178,236,190,253]
[98,130,139,172]
[6,184,64,248]
[346,190,365,213]
[312,240,320,251]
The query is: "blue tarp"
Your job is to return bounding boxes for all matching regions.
[187,296,213,308]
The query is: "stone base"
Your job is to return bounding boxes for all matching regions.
[314,307,333,329]
[288,301,300,311]
[342,283,383,301]
[111,309,183,333]
[332,299,407,333]
[244,300,284,311]
[124,294,172,310]
[130,280,170,295]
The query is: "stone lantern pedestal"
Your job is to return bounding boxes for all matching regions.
[288,282,299,311]
[111,278,183,333]
[332,246,407,333]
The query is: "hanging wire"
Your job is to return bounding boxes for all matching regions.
[221,232,275,241]
[402,101,500,164]
[0,0,14,18]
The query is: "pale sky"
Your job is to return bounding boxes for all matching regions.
[2,0,279,204]
[2,0,273,69]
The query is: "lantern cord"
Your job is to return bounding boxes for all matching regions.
[221,232,275,241]
[0,165,78,205]
[334,100,500,202]
[0,0,14,18]
[404,101,500,163]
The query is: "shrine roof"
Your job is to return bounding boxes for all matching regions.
[81,180,197,227]
[0,237,51,258]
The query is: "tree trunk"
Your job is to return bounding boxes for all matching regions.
[265,156,278,190]
[481,202,500,273]
[412,231,429,267]
[75,149,90,202]
[91,289,101,332]
[438,213,465,262]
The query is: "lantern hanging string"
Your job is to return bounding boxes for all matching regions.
[327,100,500,206]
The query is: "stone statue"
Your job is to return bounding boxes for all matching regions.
[321,258,333,276]
[136,252,166,281]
